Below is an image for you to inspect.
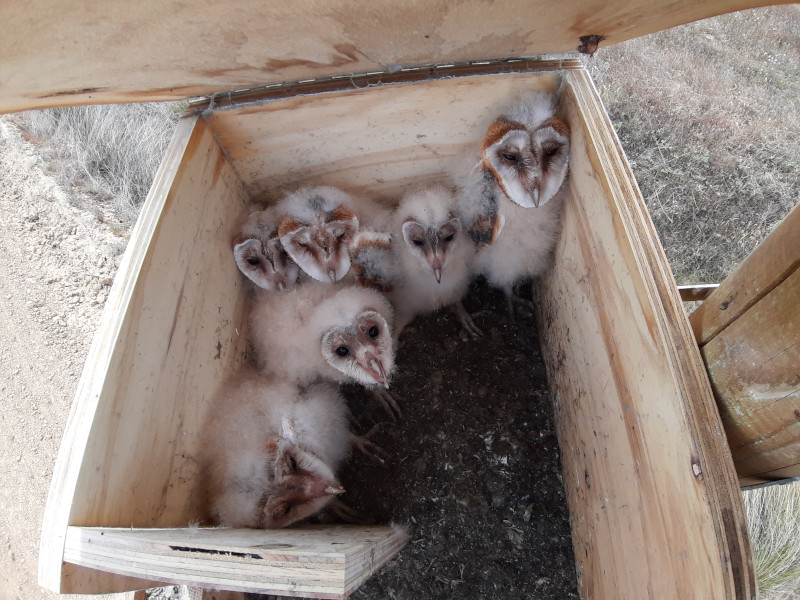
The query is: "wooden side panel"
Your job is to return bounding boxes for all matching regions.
[702,268,800,484]
[206,70,564,202]
[63,526,408,599]
[536,70,753,599]
[0,0,791,114]
[39,116,252,594]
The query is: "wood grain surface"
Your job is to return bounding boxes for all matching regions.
[691,202,800,347]
[0,0,792,113]
[536,69,754,599]
[697,237,799,484]
[39,115,252,593]
[691,202,799,485]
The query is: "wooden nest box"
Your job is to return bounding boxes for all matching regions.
[1,1,796,598]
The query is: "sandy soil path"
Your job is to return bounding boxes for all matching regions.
[0,115,123,600]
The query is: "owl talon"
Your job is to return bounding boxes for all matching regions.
[453,301,483,338]
[368,388,402,420]
[328,498,373,525]
[351,425,390,466]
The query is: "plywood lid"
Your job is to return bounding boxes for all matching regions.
[0,0,785,113]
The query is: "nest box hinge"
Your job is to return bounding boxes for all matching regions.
[187,56,585,115]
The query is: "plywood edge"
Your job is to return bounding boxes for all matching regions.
[38,115,202,593]
[690,201,800,346]
[553,68,754,598]
[63,525,407,598]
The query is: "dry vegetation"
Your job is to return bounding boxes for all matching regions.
[588,4,800,284]
[746,483,800,599]
[23,102,182,226]
[16,5,800,599]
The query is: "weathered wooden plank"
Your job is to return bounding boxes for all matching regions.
[678,284,719,302]
[63,526,407,599]
[690,201,800,346]
[740,464,800,487]
[39,116,252,594]
[702,267,800,483]
[0,0,792,113]
[535,69,753,599]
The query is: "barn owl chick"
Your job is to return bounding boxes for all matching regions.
[250,281,396,390]
[202,374,351,528]
[386,186,481,338]
[482,91,571,210]
[458,91,571,315]
[277,186,390,285]
[232,206,300,292]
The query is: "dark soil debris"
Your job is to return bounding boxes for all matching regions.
[252,279,579,600]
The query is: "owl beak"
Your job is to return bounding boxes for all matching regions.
[327,268,338,283]
[361,354,390,388]
[525,179,541,208]
[430,256,443,283]
[307,477,345,498]
[323,483,345,496]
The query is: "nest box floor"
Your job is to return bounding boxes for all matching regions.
[261,278,578,599]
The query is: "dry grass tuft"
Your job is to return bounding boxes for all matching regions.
[588,5,800,284]
[21,102,182,225]
[744,482,800,599]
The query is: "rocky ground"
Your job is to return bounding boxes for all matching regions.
[0,115,127,600]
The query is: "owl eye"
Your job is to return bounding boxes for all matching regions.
[368,325,379,338]
[247,257,261,266]
[412,239,424,247]
[335,346,350,357]
[443,234,454,242]
[501,152,518,162]
[543,146,560,160]
[288,455,298,471]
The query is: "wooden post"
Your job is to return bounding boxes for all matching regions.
[690,202,800,486]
